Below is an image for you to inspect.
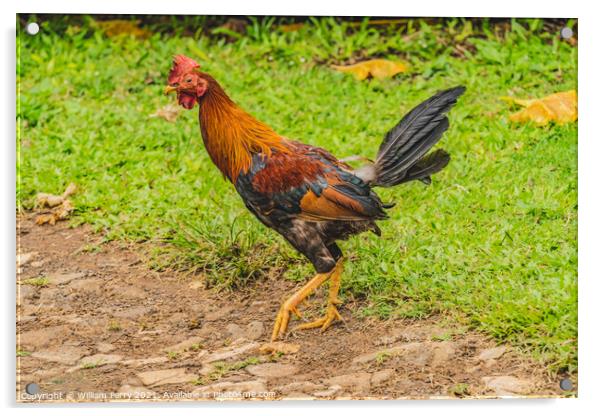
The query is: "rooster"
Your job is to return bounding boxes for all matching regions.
[165,55,464,341]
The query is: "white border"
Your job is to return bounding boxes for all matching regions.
[3,1,600,415]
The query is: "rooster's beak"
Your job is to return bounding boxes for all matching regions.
[164,85,178,95]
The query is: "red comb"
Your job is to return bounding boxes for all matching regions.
[168,55,200,84]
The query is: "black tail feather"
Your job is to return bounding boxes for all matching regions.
[373,86,464,187]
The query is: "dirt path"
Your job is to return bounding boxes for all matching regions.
[16,215,564,401]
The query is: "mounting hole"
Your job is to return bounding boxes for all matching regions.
[560,27,573,40]
[26,22,40,36]
[25,382,40,395]
[559,378,573,391]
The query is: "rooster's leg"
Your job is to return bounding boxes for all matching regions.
[294,257,344,332]
[271,270,333,341]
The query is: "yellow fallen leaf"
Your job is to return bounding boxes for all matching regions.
[150,103,181,123]
[34,184,77,225]
[36,183,77,208]
[35,200,75,225]
[332,59,408,81]
[502,90,577,126]
[96,20,150,39]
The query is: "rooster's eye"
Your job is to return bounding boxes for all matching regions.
[185,78,193,83]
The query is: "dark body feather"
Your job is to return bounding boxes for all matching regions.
[233,87,465,274]
[235,141,385,273]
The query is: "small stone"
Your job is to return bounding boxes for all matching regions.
[313,384,342,398]
[352,342,421,364]
[162,337,204,353]
[371,369,395,386]
[478,346,507,361]
[18,285,37,303]
[122,356,169,367]
[205,306,234,321]
[137,368,197,386]
[278,381,322,394]
[226,323,245,340]
[96,342,115,353]
[30,260,45,268]
[116,286,147,299]
[20,325,71,349]
[193,380,267,395]
[18,252,37,267]
[431,341,455,367]
[48,272,85,285]
[79,353,123,367]
[113,306,150,320]
[246,363,299,378]
[68,278,103,294]
[32,346,88,365]
[482,376,532,396]
[202,341,259,363]
[118,385,156,397]
[325,372,371,393]
[245,321,264,340]
[259,341,300,355]
[282,392,315,400]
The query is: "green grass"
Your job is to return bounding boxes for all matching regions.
[17,17,577,374]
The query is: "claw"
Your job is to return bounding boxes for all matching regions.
[293,304,342,333]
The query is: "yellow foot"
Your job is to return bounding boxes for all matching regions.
[271,303,302,341]
[293,303,342,333]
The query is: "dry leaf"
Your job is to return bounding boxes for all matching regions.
[259,341,301,355]
[96,20,151,39]
[36,193,64,208]
[502,90,577,126]
[279,23,304,32]
[62,183,77,198]
[150,104,181,123]
[332,59,408,80]
[34,184,77,225]
[36,183,77,208]
[35,200,75,225]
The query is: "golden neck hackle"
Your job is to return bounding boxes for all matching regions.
[198,78,290,182]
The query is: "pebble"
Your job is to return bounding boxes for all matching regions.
[122,356,169,367]
[162,337,204,353]
[352,342,422,364]
[325,372,371,393]
[18,252,37,267]
[482,376,532,396]
[205,306,234,321]
[68,278,104,295]
[113,306,151,320]
[246,363,299,378]
[118,384,156,397]
[193,379,267,395]
[226,323,246,340]
[312,384,342,398]
[371,369,395,386]
[431,341,455,367]
[137,368,197,386]
[79,353,123,367]
[245,321,264,340]
[478,346,507,361]
[32,346,89,365]
[48,272,86,285]
[202,341,259,363]
[20,325,71,349]
[277,381,322,394]
[96,342,115,353]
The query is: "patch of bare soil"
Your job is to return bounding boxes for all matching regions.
[16,215,567,402]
